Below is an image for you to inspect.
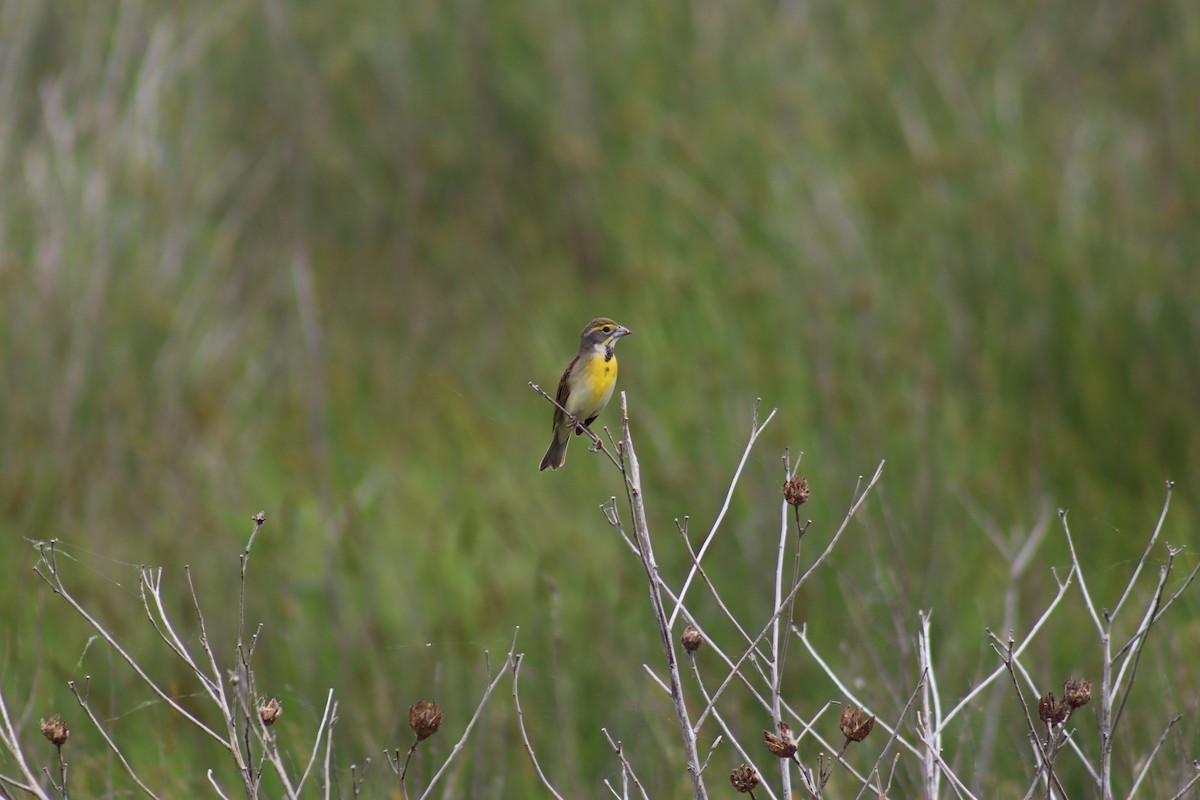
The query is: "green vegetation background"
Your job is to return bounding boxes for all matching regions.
[2,0,1198,796]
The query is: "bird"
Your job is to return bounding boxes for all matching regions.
[539,317,632,471]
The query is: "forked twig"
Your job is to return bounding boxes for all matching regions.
[602,728,651,800]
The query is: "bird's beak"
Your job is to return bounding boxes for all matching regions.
[614,326,632,339]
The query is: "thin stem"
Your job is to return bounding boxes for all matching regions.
[1110,482,1173,619]
[668,403,778,629]
[0,684,49,800]
[293,689,336,796]
[33,543,229,749]
[770,462,795,798]
[989,639,1066,800]
[686,657,778,800]
[416,653,512,800]
[938,566,1075,734]
[618,393,708,800]
[68,680,161,800]
[512,655,566,800]
[1058,510,1104,638]
[602,728,651,800]
[1125,715,1182,799]
[696,460,885,729]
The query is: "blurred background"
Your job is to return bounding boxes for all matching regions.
[1,0,1198,795]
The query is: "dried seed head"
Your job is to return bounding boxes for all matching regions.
[784,477,810,507]
[259,697,283,727]
[839,707,875,743]
[1038,692,1055,724]
[763,721,798,758]
[40,715,69,747]
[1064,677,1092,709]
[409,699,443,741]
[681,625,703,654]
[1037,692,1068,725]
[730,763,760,793]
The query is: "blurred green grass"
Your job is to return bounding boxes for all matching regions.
[2,0,1198,795]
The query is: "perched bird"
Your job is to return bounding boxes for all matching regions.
[539,317,632,471]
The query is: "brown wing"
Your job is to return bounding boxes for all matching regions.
[551,354,579,430]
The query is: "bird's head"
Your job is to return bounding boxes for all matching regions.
[580,318,631,350]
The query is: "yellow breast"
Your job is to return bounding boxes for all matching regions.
[566,352,618,417]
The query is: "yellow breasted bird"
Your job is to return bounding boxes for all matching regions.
[539,317,632,471]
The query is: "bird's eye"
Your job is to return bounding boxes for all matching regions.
[602,326,613,333]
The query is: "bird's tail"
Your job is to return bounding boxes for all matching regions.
[539,430,570,471]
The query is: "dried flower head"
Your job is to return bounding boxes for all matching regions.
[40,715,69,747]
[784,476,810,507]
[839,707,875,743]
[259,697,283,727]
[1064,677,1092,709]
[1038,692,1068,725]
[763,721,798,758]
[730,763,760,793]
[409,699,443,741]
[681,625,703,654]
[1037,692,1055,724]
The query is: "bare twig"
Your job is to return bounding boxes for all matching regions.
[675,520,771,673]
[415,651,514,800]
[937,565,1076,734]
[988,636,1067,800]
[853,671,927,800]
[918,613,942,799]
[1126,715,1182,799]
[1058,482,1188,800]
[1168,763,1200,800]
[321,701,338,800]
[1059,510,1104,637]
[238,512,267,668]
[602,728,650,800]
[1001,649,1098,785]
[33,542,230,749]
[769,454,796,799]
[963,505,1053,789]
[617,393,708,800]
[696,460,885,729]
[512,654,566,800]
[1110,482,1173,619]
[67,679,161,800]
[795,626,921,760]
[685,656,778,800]
[207,769,234,799]
[0,684,52,800]
[292,689,336,796]
[668,402,778,629]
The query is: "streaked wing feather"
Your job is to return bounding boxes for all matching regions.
[552,355,579,429]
